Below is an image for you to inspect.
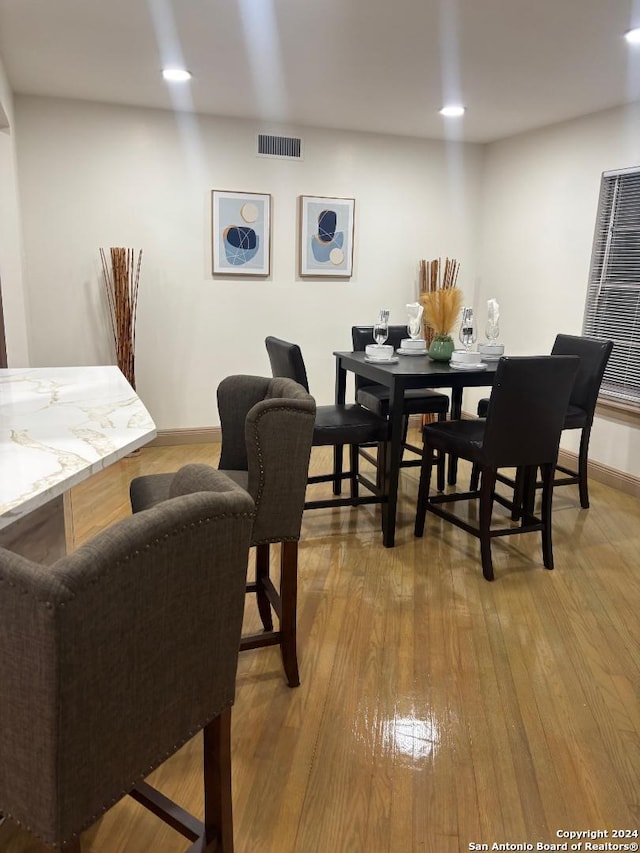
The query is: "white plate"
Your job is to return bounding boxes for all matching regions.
[449,362,487,371]
[397,348,428,356]
[365,355,399,364]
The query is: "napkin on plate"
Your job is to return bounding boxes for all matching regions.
[487,298,500,326]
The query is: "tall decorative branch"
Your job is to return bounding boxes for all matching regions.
[418,256,461,426]
[100,247,142,389]
[418,257,460,345]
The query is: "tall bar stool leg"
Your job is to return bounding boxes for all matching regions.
[255,543,273,632]
[479,467,497,581]
[203,708,234,853]
[540,463,555,570]
[279,541,300,688]
[333,445,343,495]
[577,427,592,509]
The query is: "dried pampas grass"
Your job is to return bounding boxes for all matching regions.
[420,287,463,338]
[419,257,461,342]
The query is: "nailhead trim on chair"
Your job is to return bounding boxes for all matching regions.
[0,511,255,604]
[252,535,300,545]
[247,404,311,515]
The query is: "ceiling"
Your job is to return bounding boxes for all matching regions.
[0,0,639,144]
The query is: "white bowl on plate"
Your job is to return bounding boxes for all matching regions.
[478,342,505,356]
[450,349,482,364]
[400,338,427,351]
[365,344,394,360]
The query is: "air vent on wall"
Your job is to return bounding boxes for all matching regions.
[257,133,303,160]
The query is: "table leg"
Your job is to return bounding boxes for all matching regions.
[334,358,347,405]
[333,359,348,495]
[382,384,405,547]
[447,387,464,485]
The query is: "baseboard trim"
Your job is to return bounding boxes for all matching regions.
[151,422,640,498]
[150,427,220,446]
[411,413,640,499]
[557,448,640,499]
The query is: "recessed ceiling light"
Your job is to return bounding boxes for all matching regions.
[625,27,640,44]
[440,105,466,117]
[162,68,192,82]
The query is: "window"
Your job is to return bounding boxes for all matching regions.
[583,166,640,406]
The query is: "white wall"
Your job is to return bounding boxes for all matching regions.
[474,103,640,477]
[0,55,29,365]
[12,92,638,476]
[13,95,483,428]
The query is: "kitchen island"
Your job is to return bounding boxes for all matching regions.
[0,366,156,562]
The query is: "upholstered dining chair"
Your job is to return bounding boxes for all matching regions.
[265,335,389,510]
[351,325,449,491]
[130,375,316,688]
[0,484,255,852]
[415,355,579,581]
[472,334,613,511]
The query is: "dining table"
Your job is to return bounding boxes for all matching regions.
[333,350,499,547]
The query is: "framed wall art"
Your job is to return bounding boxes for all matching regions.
[211,190,271,275]
[299,195,355,277]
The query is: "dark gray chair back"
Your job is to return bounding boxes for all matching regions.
[217,374,316,543]
[0,488,254,848]
[129,375,316,688]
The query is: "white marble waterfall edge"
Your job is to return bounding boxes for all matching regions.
[0,366,157,530]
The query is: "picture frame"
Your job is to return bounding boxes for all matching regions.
[299,195,355,277]
[211,190,271,276]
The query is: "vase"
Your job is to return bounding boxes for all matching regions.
[428,336,455,362]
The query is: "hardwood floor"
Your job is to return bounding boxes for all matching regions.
[2,438,639,851]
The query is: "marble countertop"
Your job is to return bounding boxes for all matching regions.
[0,366,157,530]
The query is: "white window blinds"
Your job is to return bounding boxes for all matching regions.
[583,166,640,405]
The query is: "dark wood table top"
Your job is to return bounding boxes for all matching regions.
[334,350,499,389]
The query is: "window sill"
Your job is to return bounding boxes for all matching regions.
[596,396,640,424]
